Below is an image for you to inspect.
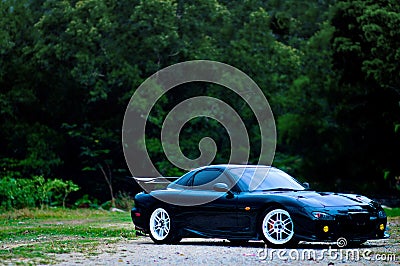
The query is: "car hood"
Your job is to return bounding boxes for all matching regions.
[292,191,372,207]
[256,190,372,208]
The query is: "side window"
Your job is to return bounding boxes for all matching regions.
[192,169,233,190]
[174,171,194,187]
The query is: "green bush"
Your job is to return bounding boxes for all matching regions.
[98,192,134,211]
[0,176,79,211]
[115,191,135,211]
[0,177,37,209]
[74,194,99,209]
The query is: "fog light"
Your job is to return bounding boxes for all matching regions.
[379,224,385,231]
[323,226,329,233]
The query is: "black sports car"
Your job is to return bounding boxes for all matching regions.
[131,165,388,246]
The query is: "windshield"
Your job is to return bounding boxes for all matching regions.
[228,167,305,192]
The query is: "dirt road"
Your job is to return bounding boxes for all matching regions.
[55,236,398,265]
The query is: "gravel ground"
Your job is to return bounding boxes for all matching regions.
[55,228,399,266]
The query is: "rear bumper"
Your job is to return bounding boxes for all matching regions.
[131,207,149,234]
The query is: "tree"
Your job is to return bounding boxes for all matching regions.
[330,0,400,192]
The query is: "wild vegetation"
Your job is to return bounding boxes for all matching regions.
[1,0,399,207]
[0,209,135,264]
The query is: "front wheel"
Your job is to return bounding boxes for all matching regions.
[259,208,297,247]
[149,207,180,244]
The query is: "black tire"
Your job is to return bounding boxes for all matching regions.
[148,207,181,244]
[259,207,298,247]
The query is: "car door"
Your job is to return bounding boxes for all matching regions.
[178,168,239,236]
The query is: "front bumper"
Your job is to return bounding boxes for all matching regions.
[296,213,388,242]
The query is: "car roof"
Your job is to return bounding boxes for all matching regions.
[193,164,275,171]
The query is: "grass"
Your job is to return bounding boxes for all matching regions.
[384,207,400,217]
[0,208,135,264]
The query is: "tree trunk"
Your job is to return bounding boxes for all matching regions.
[99,163,116,208]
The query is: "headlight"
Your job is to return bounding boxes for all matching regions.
[312,211,335,220]
[378,210,387,218]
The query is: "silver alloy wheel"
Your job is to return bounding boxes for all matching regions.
[149,208,171,241]
[262,208,294,245]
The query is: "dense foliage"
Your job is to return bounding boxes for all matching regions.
[0,176,79,210]
[1,0,399,205]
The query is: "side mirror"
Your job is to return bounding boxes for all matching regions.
[303,182,310,189]
[213,183,229,192]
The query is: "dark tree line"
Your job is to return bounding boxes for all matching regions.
[1,0,399,204]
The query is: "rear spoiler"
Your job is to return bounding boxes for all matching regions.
[129,176,179,192]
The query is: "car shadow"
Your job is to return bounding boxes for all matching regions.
[135,237,388,249]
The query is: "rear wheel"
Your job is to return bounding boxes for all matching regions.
[149,207,181,244]
[260,208,297,247]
